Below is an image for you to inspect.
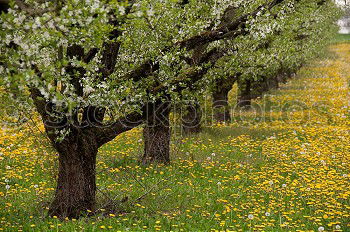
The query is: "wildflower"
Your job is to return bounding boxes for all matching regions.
[318,226,325,232]
[265,212,271,217]
[335,225,341,230]
[269,180,274,185]
[211,153,216,157]
[248,214,254,220]
[282,184,287,188]
[217,182,221,185]
[5,185,10,190]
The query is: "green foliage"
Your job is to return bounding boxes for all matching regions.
[0,0,342,131]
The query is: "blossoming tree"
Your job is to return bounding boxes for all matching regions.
[0,0,341,218]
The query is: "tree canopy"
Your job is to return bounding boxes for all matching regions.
[0,0,340,140]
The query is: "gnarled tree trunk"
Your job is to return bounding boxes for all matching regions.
[142,100,171,164]
[182,101,202,134]
[48,130,98,219]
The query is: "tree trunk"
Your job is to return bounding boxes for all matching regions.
[268,76,279,89]
[276,72,287,84]
[48,131,98,219]
[237,79,252,107]
[142,100,171,164]
[212,86,231,122]
[182,102,202,134]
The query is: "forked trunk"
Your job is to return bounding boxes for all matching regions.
[48,131,98,219]
[142,101,171,164]
[212,86,231,122]
[182,102,202,134]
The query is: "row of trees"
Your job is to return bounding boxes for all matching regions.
[0,0,341,218]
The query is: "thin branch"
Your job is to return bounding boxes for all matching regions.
[15,0,55,16]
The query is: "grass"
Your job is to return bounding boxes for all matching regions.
[331,33,350,44]
[1,44,350,231]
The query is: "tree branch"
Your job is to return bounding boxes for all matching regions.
[177,0,286,50]
[122,0,287,84]
[15,0,55,16]
[95,111,144,147]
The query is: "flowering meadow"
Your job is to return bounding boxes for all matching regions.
[1,43,350,231]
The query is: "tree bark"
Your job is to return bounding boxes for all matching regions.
[182,101,202,134]
[48,129,98,219]
[238,76,279,107]
[212,86,231,122]
[237,79,252,107]
[142,100,171,164]
[276,72,287,84]
[212,76,235,123]
[268,76,279,89]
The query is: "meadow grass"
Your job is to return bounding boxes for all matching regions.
[0,44,350,231]
[331,33,350,44]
